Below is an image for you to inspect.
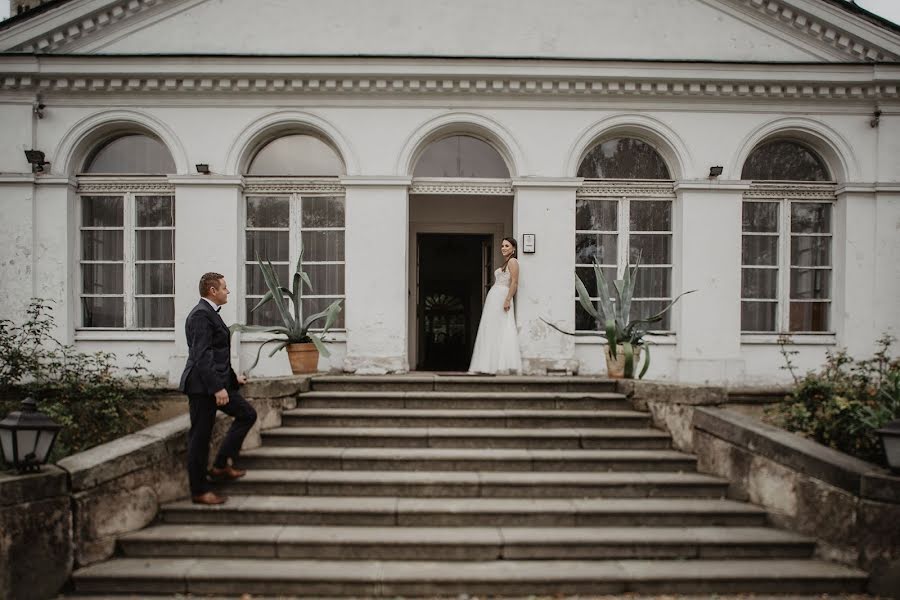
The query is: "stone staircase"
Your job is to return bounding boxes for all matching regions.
[71,375,868,597]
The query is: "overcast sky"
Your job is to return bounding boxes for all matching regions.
[0,1,898,30]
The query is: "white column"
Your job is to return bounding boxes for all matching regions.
[873,187,900,340]
[341,177,410,374]
[171,176,243,384]
[33,177,78,345]
[672,181,747,383]
[0,176,36,319]
[512,178,580,375]
[834,185,879,355]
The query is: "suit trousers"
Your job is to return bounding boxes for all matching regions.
[187,390,258,495]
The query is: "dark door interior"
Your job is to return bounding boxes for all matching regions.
[417,233,492,371]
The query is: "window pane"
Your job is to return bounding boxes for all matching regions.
[790,269,830,299]
[633,267,671,298]
[302,196,345,228]
[81,230,123,261]
[301,231,345,261]
[629,234,670,264]
[575,301,597,331]
[247,135,345,176]
[84,135,176,174]
[791,203,831,234]
[742,236,778,266]
[247,196,289,228]
[576,267,618,298]
[577,138,670,179]
[135,230,174,261]
[247,297,285,326]
[742,202,778,233]
[741,140,830,181]
[136,263,174,294]
[413,135,509,178]
[246,230,289,262]
[576,233,617,265]
[631,300,670,330]
[791,236,831,267]
[82,297,124,328]
[741,302,777,332]
[302,297,345,329]
[82,264,123,294]
[135,196,174,227]
[575,199,617,231]
[790,302,830,332]
[246,264,290,296]
[742,268,778,299]
[305,263,345,295]
[82,196,123,227]
[136,297,174,328]
[629,201,671,231]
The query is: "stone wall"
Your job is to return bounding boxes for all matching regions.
[619,380,899,597]
[0,376,308,600]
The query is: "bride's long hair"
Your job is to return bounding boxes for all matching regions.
[501,237,518,271]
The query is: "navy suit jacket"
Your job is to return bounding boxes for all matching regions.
[179,299,239,395]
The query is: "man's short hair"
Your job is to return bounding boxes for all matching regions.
[199,272,224,297]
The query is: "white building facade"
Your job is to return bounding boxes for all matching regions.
[0,0,898,384]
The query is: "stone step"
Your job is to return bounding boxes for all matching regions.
[239,447,697,472]
[299,390,632,410]
[72,558,868,596]
[281,408,651,429]
[311,374,619,394]
[261,426,672,449]
[215,470,729,498]
[160,496,769,527]
[119,524,816,561]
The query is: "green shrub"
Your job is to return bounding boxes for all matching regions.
[0,299,160,465]
[767,334,900,465]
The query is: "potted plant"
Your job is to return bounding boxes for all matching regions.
[231,248,342,375]
[542,254,694,379]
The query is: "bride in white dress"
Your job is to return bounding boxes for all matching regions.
[469,237,522,374]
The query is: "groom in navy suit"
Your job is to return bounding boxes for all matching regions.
[179,272,257,505]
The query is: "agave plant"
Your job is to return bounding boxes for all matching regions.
[542,253,695,378]
[230,246,342,371]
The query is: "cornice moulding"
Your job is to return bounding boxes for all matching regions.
[673,180,753,192]
[340,176,412,188]
[167,175,243,186]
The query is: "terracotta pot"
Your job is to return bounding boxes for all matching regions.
[285,342,319,374]
[604,344,642,379]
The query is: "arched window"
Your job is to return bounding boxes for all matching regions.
[575,137,674,332]
[740,140,835,334]
[247,134,345,176]
[577,137,670,180]
[78,133,176,330]
[741,140,830,181]
[413,135,509,178]
[243,134,346,328]
[83,134,176,174]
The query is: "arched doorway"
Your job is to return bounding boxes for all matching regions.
[408,134,514,371]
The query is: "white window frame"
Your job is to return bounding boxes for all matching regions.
[741,183,836,336]
[76,177,175,331]
[575,180,675,333]
[242,178,346,333]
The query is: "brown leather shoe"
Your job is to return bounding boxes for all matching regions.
[208,465,246,480]
[191,491,227,505]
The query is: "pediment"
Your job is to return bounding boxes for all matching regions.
[0,0,898,62]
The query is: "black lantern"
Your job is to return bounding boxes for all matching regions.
[876,419,900,474]
[0,398,61,473]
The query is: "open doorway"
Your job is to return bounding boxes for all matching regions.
[416,233,492,371]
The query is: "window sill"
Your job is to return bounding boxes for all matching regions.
[741,333,836,346]
[75,329,175,342]
[237,330,347,344]
[575,334,677,346]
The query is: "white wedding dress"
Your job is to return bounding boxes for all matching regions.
[468,266,522,374]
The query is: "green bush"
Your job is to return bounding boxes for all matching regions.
[767,334,900,465]
[0,299,160,465]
